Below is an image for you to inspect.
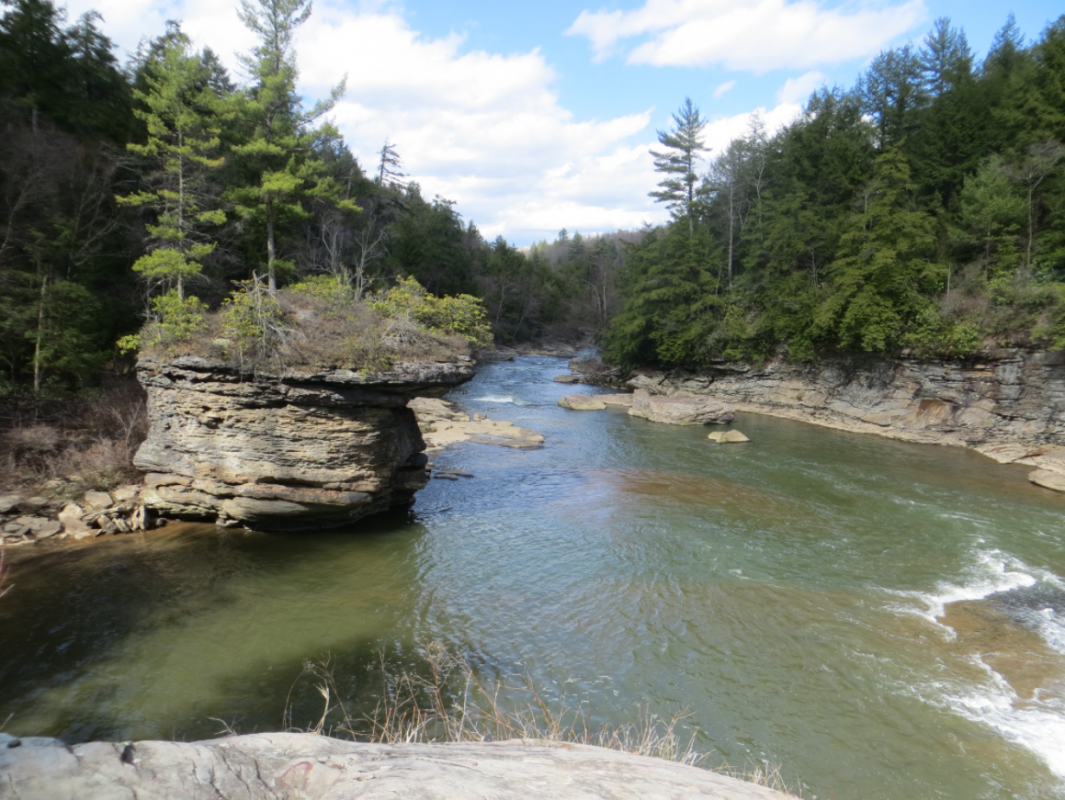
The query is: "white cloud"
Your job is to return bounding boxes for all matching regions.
[566,0,926,72]
[61,0,661,243]
[712,80,736,99]
[776,70,825,104]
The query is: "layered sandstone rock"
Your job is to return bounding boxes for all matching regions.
[133,355,475,530]
[628,388,736,425]
[0,732,793,800]
[621,348,1065,486]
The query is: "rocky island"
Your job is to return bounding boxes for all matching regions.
[132,355,476,531]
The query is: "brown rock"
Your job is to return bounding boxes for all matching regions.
[112,485,141,502]
[596,393,634,407]
[58,504,93,535]
[628,389,735,425]
[1029,469,1065,492]
[552,374,580,383]
[558,395,607,411]
[83,490,113,509]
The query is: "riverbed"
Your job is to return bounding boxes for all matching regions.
[3,356,1065,799]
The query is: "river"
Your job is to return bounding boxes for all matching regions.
[3,356,1065,799]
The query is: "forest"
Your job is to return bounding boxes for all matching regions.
[0,0,624,402]
[603,15,1065,368]
[3,0,1065,402]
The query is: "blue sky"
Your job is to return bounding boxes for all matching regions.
[66,0,1063,245]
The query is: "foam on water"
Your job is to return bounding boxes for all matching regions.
[887,549,1043,627]
[472,394,519,404]
[888,549,1065,780]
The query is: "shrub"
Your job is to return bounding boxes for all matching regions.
[373,277,493,348]
[118,291,208,353]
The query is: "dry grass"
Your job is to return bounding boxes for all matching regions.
[280,643,803,796]
[144,291,474,373]
[0,379,147,494]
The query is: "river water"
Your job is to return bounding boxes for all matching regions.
[3,356,1065,799]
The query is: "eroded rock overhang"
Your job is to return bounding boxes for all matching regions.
[133,355,476,531]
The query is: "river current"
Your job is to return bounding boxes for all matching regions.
[3,356,1065,799]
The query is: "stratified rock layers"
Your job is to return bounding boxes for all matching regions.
[134,356,475,530]
[622,348,1065,477]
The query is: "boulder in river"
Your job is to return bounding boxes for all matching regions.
[553,374,581,383]
[558,395,607,411]
[709,430,750,443]
[1029,469,1065,492]
[628,389,735,425]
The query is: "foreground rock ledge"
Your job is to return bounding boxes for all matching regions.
[134,355,475,531]
[0,732,793,800]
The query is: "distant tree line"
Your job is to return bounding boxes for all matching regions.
[602,15,1065,368]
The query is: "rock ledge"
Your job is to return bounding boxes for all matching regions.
[0,732,793,800]
[133,356,475,530]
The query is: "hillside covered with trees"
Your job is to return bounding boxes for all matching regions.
[5,0,1065,401]
[0,0,624,401]
[602,15,1065,368]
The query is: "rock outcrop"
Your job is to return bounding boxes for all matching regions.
[0,732,794,800]
[622,348,1065,485]
[134,355,475,530]
[408,397,544,451]
[628,389,736,425]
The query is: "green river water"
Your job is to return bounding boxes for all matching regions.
[3,356,1065,799]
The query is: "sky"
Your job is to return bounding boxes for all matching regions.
[62,0,1062,245]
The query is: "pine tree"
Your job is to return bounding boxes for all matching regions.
[649,98,710,235]
[118,23,228,300]
[230,0,351,290]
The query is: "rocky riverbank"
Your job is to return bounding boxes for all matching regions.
[568,347,1065,490]
[0,731,794,800]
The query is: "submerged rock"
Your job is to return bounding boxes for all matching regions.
[628,389,735,425]
[0,732,792,800]
[133,355,475,531]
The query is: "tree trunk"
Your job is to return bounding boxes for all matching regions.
[267,199,277,292]
[33,272,48,396]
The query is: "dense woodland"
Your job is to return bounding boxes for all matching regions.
[603,15,1065,368]
[3,0,1065,404]
[0,0,622,401]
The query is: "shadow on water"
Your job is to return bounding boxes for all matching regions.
[0,507,450,743]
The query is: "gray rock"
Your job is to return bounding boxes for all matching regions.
[552,374,580,383]
[133,356,475,531]
[628,390,735,425]
[0,494,22,515]
[0,732,793,800]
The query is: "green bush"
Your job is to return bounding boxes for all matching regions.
[118,290,207,353]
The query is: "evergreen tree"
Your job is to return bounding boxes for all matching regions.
[229,0,350,290]
[817,149,939,351]
[650,98,710,234]
[118,23,229,300]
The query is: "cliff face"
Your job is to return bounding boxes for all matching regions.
[625,347,1065,475]
[134,355,475,531]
